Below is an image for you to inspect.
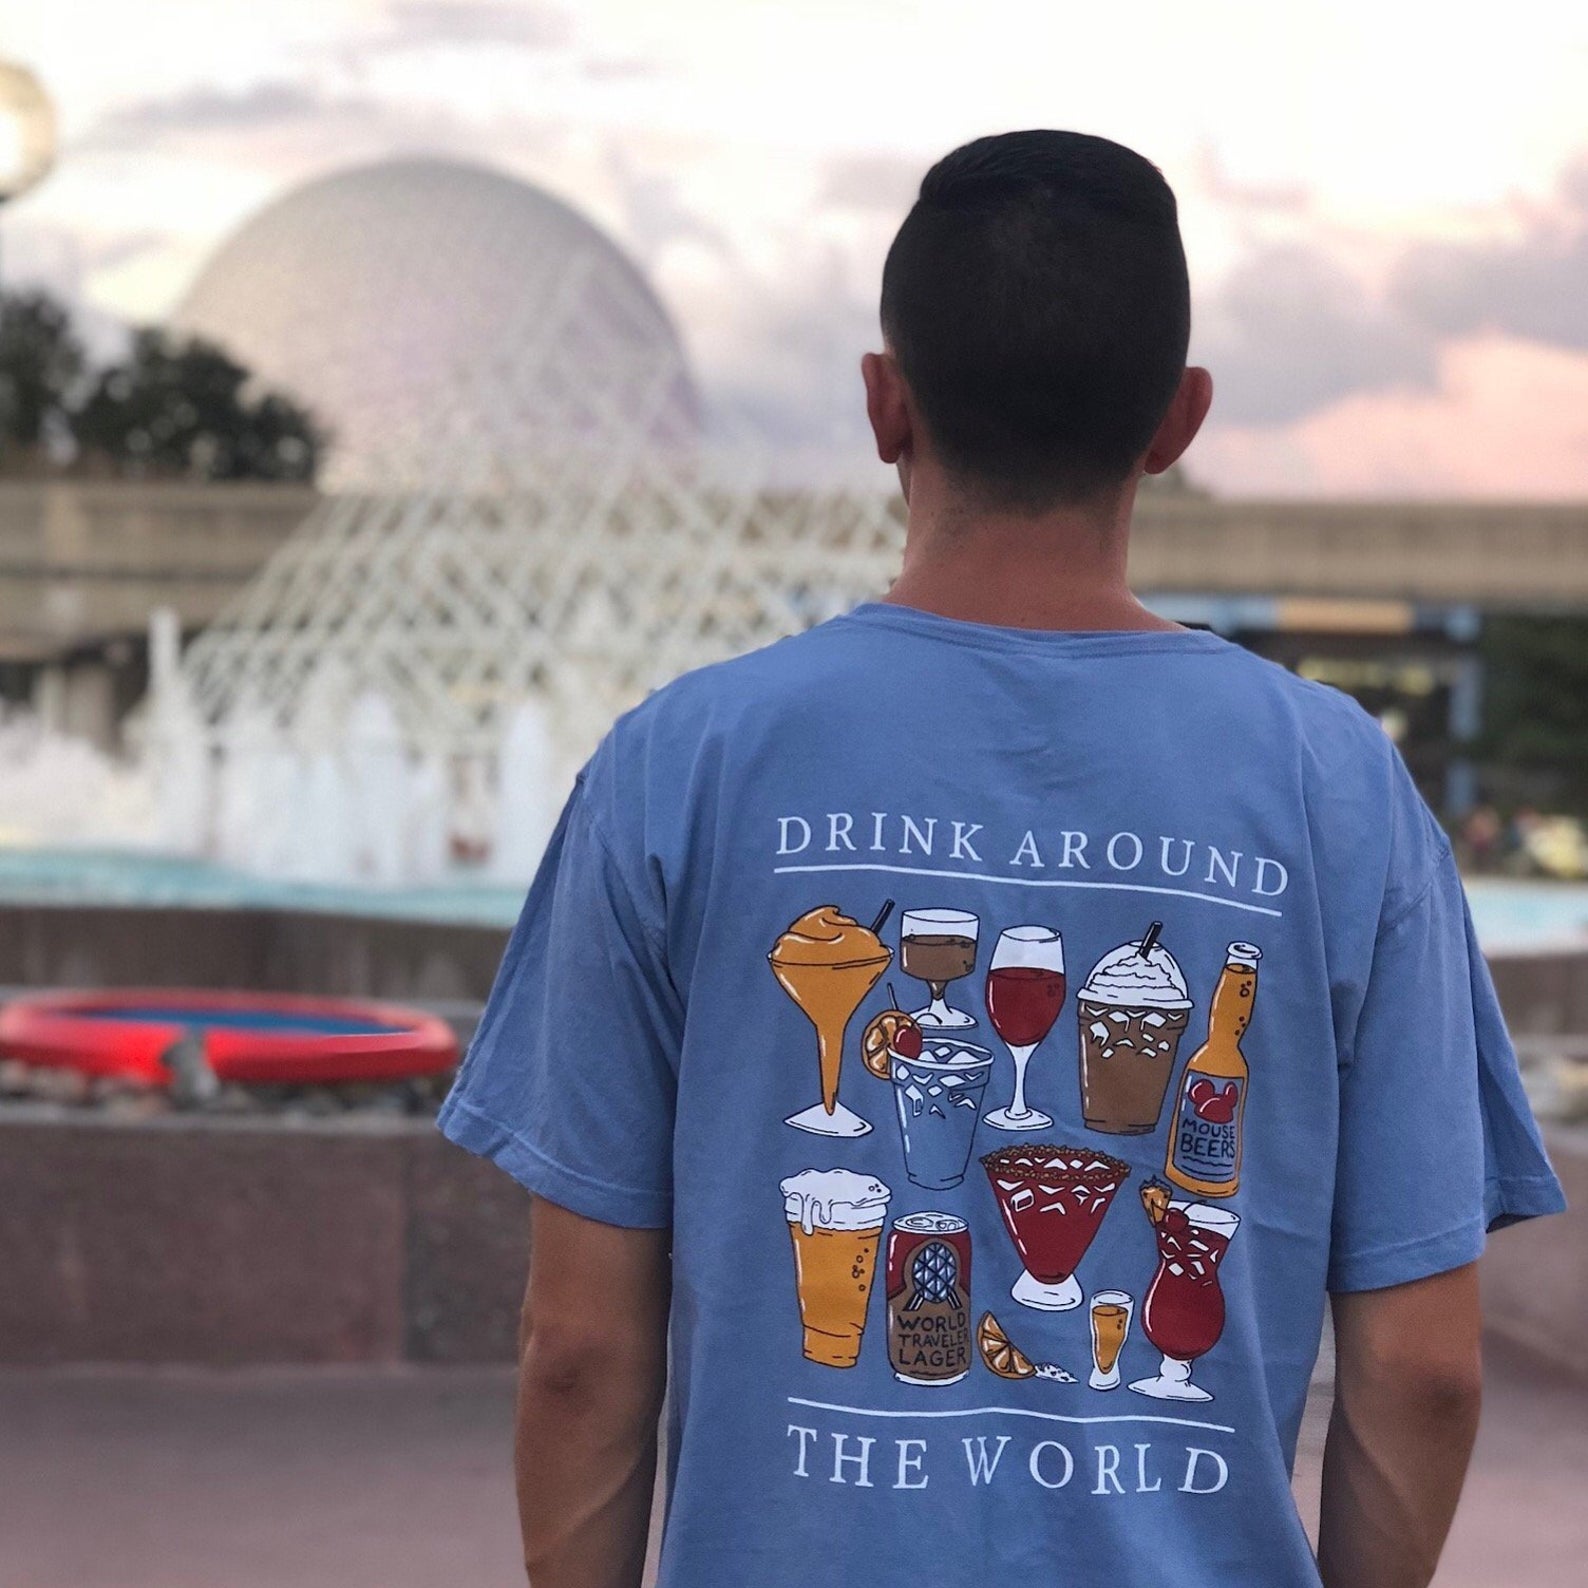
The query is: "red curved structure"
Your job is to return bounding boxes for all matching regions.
[0,988,458,1088]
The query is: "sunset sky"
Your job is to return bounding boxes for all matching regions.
[3,0,1586,496]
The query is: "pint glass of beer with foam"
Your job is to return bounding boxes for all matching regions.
[781,1168,892,1368]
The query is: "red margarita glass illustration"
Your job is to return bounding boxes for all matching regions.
[981,1144,1130,1311]
[1128,1199,1240,1402]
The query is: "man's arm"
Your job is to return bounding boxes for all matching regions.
[515,1196,670,1588]
[1317,1262,1483,1588]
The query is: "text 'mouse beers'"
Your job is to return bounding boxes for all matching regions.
[1166,943,1261,1197]
[780,1168,891,1368]
[885,1212,973,1385]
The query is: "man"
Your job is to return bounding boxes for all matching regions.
[439,131,1564,1588]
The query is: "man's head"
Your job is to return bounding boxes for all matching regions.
[865,130,1210,514]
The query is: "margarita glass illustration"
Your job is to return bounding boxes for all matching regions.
[900,908,979,1028]
[983,924,1065,1131]
[1129,1189,1240,1403]
[982,1144,1130,1311]
[770,905,893,1136]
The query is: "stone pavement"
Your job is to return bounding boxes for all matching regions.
[0,1341,1579,1587]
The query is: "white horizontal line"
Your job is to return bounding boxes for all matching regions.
[771,862,1283,919]
[787,1397,1236,1435]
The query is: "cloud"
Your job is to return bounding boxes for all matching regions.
[819,153,923,215]
[1390,155,1588,352]
[580,56,666,83]
[1192,333,1588,499]
[602,157,731,270]
[77,83,370,146]
[376,1,573,52]
[1194,245,1438,426]
[1189,144,1311,217]
[692,254,882,458]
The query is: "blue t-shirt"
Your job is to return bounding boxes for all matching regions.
[440,602,1564,1588]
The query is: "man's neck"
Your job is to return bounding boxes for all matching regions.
[881,476,1180,633]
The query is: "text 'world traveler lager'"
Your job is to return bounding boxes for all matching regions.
[1165,943,1261,1199]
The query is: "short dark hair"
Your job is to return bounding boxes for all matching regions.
[880,130,1190,509]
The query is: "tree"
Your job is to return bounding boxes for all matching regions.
[73,329,323,483]
[1480,615,1588,815]
[0,290,84,469]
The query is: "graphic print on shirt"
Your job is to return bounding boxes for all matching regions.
[884,1211,974,1386]
[863,998,995,1191]
[982,923,1066,1132]
[1086,1288,1136,1390]
[976,1308,1076,1382]
[1076,922,1194,1135]
[781,1167,892,1369]
[898,906,981,1030]
[981,1144,1131,1312]
[1165,942,1262,1198]
[1130,1178,1240,1403]
[768,904,893,1138]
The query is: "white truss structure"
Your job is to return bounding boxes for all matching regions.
[170,247,904,871]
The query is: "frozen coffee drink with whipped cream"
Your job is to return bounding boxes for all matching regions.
[1077,923,1193,1135]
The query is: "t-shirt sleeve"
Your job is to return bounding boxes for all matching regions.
[1329,833,1566,1293]
[435,772,681,1228]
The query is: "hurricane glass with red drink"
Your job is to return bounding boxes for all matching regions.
[1128,1200,1240,1402]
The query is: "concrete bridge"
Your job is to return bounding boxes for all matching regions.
[2,479,1585,745]
[5,482,1588,659]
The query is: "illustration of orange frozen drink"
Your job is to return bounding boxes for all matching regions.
[770,905,892,1137]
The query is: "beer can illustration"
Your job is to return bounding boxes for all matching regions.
[885,1212,972,1386]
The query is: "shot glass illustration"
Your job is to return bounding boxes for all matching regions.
[889,1035,995,1190]
[1076,922,1193,1135]
[781,1167,892,1368]
[1088,1289,1135,1390]
[900,908,979,1029]
[982,1145,1130,1311]
[1128,1199,1240,1403]
[983,924,1065,1131]
[770,906,892,1137]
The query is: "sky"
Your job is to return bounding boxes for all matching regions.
[2,0,1586,497]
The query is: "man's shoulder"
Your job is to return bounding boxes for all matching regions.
[1218,640,1389,742]
[610,617,861,739]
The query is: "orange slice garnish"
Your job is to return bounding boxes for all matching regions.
[977,1312,1036,1380]
[1140,1178,1172,1227]
[861,1010,918,1080]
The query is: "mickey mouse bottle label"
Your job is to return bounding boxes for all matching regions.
[1169,1073,1245,1188]
[1165,942,1261,1200]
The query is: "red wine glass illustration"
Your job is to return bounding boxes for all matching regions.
[983,925,1064,1130]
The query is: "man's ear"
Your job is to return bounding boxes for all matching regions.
[862,350,912,466]
[1143,366,1213,475]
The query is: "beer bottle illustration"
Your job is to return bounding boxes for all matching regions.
[1165,943,1261,1199]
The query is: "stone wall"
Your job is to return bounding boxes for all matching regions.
[0,1107,526,1365]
